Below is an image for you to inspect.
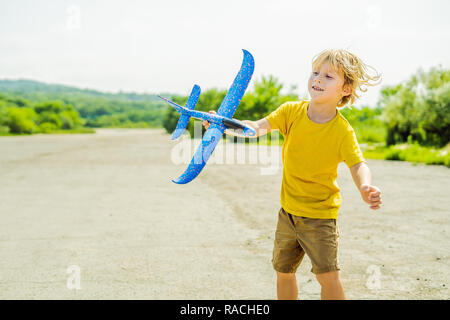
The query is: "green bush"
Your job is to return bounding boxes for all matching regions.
[34,101,84,130]
[39,122,57,133]
[6,107,38,134]
[0,95,89,135]
[385,148,402,161]
[0,125,10,134]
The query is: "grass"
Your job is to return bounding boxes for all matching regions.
[362,143,450,167]
[0,127,95,136]
[45,127,96,134]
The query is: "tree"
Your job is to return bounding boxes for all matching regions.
[379,66,450,147]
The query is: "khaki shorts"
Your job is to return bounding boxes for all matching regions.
[272,207,340,274]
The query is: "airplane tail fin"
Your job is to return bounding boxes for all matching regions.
[185,84,200,110]
[171,85,201,140]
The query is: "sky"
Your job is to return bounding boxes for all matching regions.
[0,0,449,107]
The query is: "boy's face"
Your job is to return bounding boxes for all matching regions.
[308,61,351,105]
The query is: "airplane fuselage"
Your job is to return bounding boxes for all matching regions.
[180,108,256,136]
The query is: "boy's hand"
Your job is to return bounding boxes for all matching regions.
[202,110,216,130]
[360,184,382,210]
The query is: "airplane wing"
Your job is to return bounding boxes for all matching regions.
[172,123,226,184]
[216,49,255,118]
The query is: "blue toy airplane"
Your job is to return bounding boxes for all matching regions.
[158,49,255,184]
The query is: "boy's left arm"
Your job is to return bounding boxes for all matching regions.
[350,162,383,210]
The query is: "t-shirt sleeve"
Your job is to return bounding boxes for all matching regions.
[340,129,366,168]
[264,102,293,137]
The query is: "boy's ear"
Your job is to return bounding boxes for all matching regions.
[342,83,352,97]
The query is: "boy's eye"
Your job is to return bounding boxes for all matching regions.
[312,71,332,79]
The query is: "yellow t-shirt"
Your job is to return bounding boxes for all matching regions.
[265,100,366,219]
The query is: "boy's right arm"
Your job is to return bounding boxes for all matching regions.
[202,110,272,138]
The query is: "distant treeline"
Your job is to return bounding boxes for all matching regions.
[0,65,448,149]
[0,79,167,134]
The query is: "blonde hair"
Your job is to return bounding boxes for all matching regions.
[311,49,382,107]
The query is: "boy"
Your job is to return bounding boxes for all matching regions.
[203,49,383,300]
